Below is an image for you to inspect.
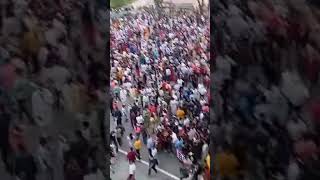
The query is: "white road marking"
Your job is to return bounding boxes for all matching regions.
[118,149,180,180]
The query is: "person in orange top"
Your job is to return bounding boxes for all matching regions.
[214,145,240,179]
[134,138,142,160]
[144,27,150,40]
[176,108,185,119]
[204,157,211,180]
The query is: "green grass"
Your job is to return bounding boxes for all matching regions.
[110,0,135,9]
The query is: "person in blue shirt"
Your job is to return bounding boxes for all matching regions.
[175,136,184,151]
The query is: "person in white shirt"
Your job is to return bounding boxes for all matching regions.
[148,147,158,175]
[136,114,144,125]
[188,127,197,141]
[142,95,149,107]
[121,105,128,122]
[170,98,178,115]
[202,140,209,161]
[127,133,135,148]
[120,88,128,104]
[183,117,190,127]
[128,161,136,180]
[171,131,178,145]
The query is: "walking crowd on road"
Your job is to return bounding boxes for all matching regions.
[211,0,320,180]
[0,0,107,180]
[110,6,210,180]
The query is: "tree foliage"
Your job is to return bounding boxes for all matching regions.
[197,0,205,15]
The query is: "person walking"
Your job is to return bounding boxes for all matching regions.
[133,138,142,160]
[142,127,148,145]
[110,130,118,152]
[127,161,136,180]
[148,147,158,175]
[113,107,122,126]
[121,104,128,122]
[127,133,135,148]
[127,147,137,163]
[115,126,123,147]
[147,135,155,157]
[130,108,136,129]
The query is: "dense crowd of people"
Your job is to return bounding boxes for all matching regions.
[0,0,107,180]
[110,6,210,180]
[211,0,320,180]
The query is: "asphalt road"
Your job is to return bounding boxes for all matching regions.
[111,151,179,180]
[110,111,183,179]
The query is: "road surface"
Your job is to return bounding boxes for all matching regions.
[111,150,180,180]
[110,113,183,179]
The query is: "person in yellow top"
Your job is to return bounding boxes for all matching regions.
[116,68,124,81]
[21,25,42,73]
[176,108,185,119]
[206,154,210,170]
[144,27,150,40]
[214,146,240,179]
[134,138,142,160]
[21,27,41,57]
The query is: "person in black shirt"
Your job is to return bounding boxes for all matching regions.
[113,108,122,126]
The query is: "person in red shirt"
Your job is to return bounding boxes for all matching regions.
[127,147,137,163]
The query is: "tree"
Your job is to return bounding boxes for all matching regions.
[154,0,163,7]
[197,0,206,15]
[154,0,164,18]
